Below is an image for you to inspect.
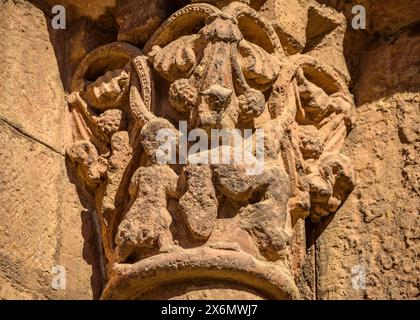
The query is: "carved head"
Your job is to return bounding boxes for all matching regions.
[67,0,356,300]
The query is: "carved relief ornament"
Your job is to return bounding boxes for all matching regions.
[67,0,355,299]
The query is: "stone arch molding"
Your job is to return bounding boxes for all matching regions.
[66,0,355,300]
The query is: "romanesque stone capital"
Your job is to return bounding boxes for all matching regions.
[67,0,355,299]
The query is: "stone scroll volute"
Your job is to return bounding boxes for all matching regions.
[66,0,355,300]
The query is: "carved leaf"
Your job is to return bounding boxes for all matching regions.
[238,40,280,91]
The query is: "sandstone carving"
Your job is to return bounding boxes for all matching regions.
[66,0,355,299]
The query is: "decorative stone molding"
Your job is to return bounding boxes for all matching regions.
[66,0,355,299]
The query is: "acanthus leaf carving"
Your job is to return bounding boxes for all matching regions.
[66,0,355,300]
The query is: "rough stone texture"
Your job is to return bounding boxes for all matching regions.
[315,0,420,85]
[0,0,66,152]
[318,0,420,35]
[0,0,419,300]
[55,167,105,300]
[355,30,419,105]
[0,120,60,299]
[65,0,355,300]
[34,0,117,23]
[315,28,420,300]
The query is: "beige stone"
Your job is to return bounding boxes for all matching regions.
[65,0,355,299]
[0,120,61,299]
[315,28,420,300]
[0,0,418,300]
[0,0,66,152]
[0,0,101,300]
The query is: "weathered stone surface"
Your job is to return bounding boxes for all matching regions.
[318,0,420,36]
[0,0,101,300]
[260,0,308,53]
[315,28,420,300]
[0,0,66,152]
[0,120,61,299]
[55,168,105,300]
[355,31,420,105]
[34,0,117,23]
[316,0,420,83]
